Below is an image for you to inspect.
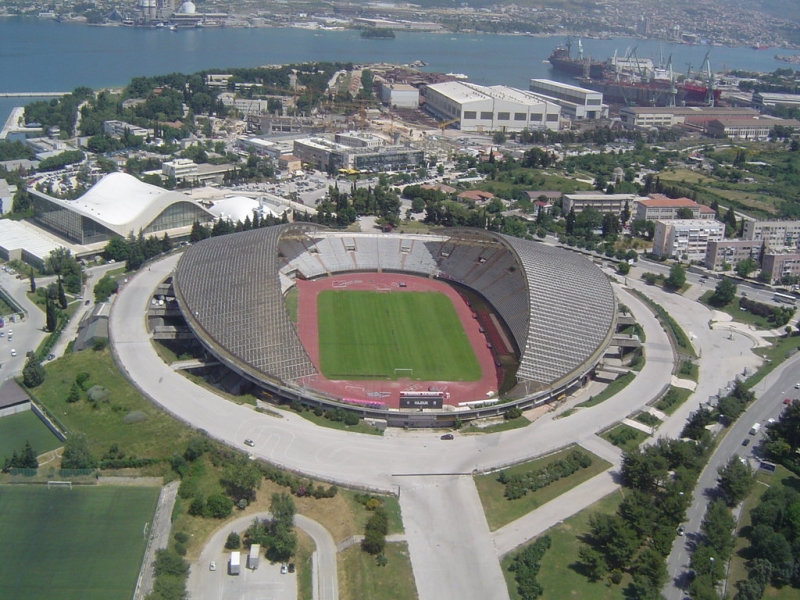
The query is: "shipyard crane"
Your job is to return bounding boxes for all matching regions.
[700,52,716,107]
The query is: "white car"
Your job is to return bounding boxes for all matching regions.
[209,561,216,571]
[280,563,287,574]
[795,382,800,389]
[10,348,16,357]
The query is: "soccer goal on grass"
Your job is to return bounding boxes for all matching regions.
[47,480,73,490]
[394,368,413,378]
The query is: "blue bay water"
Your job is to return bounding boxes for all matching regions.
[1,17,798,123]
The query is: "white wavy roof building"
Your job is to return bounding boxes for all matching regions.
[207,196,280,224]
[29,172,213,245]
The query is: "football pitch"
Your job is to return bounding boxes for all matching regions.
[0,410,62,461]
[0,485,160,600]
[317,290,481,381]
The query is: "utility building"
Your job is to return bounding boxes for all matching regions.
[424,81,561,132]
[528,79,607,120]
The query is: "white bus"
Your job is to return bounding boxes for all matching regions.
[774,292,796,304]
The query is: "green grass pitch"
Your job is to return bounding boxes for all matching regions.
[0,485,160,600]
[317,290,481,381]
[0,410,62,461]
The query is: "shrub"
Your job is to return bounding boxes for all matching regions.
[174,532,189,544]
[174,542,187,556]
[225,532,241,549]
[500,450,593,500]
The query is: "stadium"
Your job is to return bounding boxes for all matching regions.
[171,223,617,427]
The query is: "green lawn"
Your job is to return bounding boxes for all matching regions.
[699,291,774,329]
[475,446,612,531]
[339,542,418,600]
[317,290,479,381]
[292,408,383,435]
[0,485,160,600]
[0,410,62,461]
[502,490,626,600]
[600,423,649,453]
[29,349,192,461]
[576,372,635,408]
[340,489,404,536]
[654,386,693,415]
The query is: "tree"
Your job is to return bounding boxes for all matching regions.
[22,358,45,388]
[45,297,57,332]
[205,494,234,519]
[61,432,97,470]
[57,278,67,310]
[29,268,36,293]
[93,274,119,303]
[717,455,754,507]
[735,257,758,279]
[565,208,576,235]
[222,460,262,502]
[104,237,130,262]
[577,546,606,582]
[225,532,241,549]
[617,261,630,275]
[766,398,800,453]
[709,277,737,307]
[664,263,686,291]
[153,549,189,577]
[270,492,296,526]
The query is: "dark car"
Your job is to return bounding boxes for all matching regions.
[742,438,751,447]
[84,299,91,305]
[440,434,454,440]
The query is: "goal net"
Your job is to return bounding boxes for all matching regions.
[47,481,73,490]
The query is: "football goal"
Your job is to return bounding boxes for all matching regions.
[47,480,73,490]
[394,368,413,378]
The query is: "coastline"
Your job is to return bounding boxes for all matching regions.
[0,15,796,50]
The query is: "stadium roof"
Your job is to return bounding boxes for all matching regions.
[174,225,616,399]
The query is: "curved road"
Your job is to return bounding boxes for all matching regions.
[187,511,337,600]
[108,254,758,600]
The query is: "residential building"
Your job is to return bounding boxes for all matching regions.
[293,136,423,172]
[761,252,800,284]
[528,79,607,120]
[277,154,302,172]
[742,220,800,250]
[563,192,640,216]
[103,120,150,139]
[653,219,725,261]
[0,178,16,214]
[634,194,716,222]
[379,82,420,109]
[424,81,561,132]
[162,158,198,182]
[705,239,762,271]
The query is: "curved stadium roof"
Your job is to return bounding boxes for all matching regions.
[174,224,616,397]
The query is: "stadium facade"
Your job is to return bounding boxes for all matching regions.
[172,224,617,427]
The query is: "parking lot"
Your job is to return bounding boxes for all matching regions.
[190,559,296,600]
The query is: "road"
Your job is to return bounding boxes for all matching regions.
[662,350,800,599]
[187,512,336,600]
[106,253,772,600]
[134,481,180,600]
[0,268,47,377]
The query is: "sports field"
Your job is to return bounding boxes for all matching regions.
[317,290,480,381]
[0,485,160,600]
[0,410,62,461]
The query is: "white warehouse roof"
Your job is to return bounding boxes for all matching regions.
[208,196,280,223]
[0,219,65,263]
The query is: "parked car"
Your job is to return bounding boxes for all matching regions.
[742,438,751,447]
[440,434,454,440]
[280,563,288,574]
[10,348,16,357]
[244,439,255,447]
[209,561,216,571]
[784,398,793,405]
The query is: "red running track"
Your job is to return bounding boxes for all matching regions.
[295,273,499,409]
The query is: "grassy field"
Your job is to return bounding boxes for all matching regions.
[338,542,418,600]
[576,372,635,408]
[317,290,479,381]
[0,485,160,600]
[0,410,62,460]
[700,291,775,330]
[727,464,800,599]
[30,349,191,462]
[654,386,693,415]
[600,423,649,453]
[502,490,626,600]
[475,446,612,531]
